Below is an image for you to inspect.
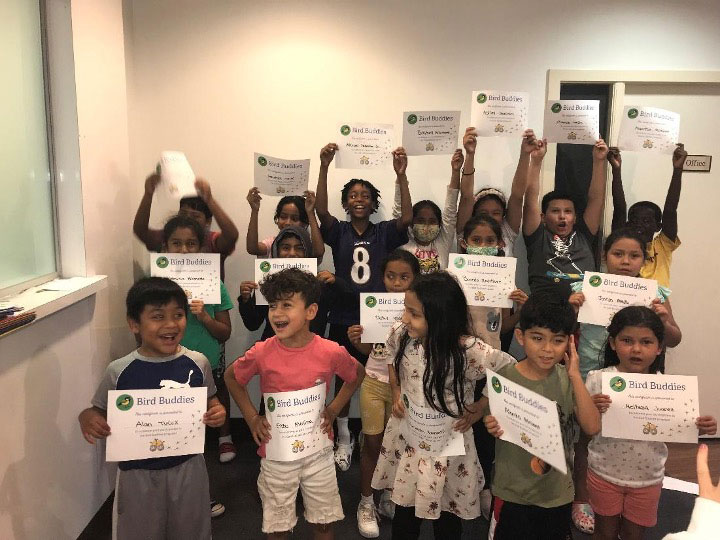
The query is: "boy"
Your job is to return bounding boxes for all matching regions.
[522,138,609,299]
[78,277,226,540]
[225,268,365,539]
[609,143,687,287]
[483,294,600,540]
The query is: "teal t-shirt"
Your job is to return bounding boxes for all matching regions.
[181,282,233,370]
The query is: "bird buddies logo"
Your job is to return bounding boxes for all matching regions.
[406,114,418,125]
[259,261,271,273]
[477,93,488,104]
[628,108,639,119]
[340,125,351,136]
[116,394,134,411]
[551,102,562,113]
[453,256,466,269]
[365,296,377,308]
[609,376,627,392]
[257,156,268,167]
[589,275,602,287]
[267,396,276,412]
[155,256,169,269]
[491,376,502,393]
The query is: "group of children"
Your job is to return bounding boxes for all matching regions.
[77,127,717,540]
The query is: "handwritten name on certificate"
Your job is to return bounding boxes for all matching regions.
[618,106,680,155]
[487,369,567,474]
[151,253,221,304]
[601,372,699,443]
[447,254,516,308]
[578,272,657,326]
[158,151,197,200]
[360,293,404,343]
[254,153,310,196]
[543,100,600,145]
[401,393,465,457]
[335,122,394,169]
[264,385,332,461]
[106,387,207,461]
[254,258,317,305]
[401,111,460,155]
[471,90,529,137]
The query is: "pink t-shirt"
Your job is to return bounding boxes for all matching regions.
[233,334,359,457]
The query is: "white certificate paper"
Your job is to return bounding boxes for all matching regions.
[487,369,567,474]
[543,100,600,144]
[254,258,317,305]
[401,111,460,155]
[360,293,405,343]
[618,106,680,155]
[106,387,206,461]
[254,153,310,196]
[159,151,196,199]
[401,393,465,457]
[264,385,332,461]
[471,90,529,137]
[601,372,699,443]
[150,253,221,304]
[335,122,394,169]
[577,272,657,327]
[447,254,516,308]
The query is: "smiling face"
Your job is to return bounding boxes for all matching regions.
[609,326,662,374]
[383,260,415,293]
[343,182,373,219]
[515,326,569,374]
[276,203,302,230]
[542,198,576,237]
[277,234,306,258]
[128,300,187,357]
[268,292,317,346]
[166,227,201,254]
[401,290,427,340]
[605,237,645,277]
[627,206,660,244]
[474,198,504,224]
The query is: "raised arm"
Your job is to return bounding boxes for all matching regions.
[302,190,325,261]
[583,139,609,235]
[195,179,239,254]
[133,173,161,248]
[245,188,266,256]
[608,147,627,230]
[316,143,338,229]
[522,138,547,236]
[456,127,477,234]
[392,147,413,230]
[662,143,687,241]
[506,129,536,233]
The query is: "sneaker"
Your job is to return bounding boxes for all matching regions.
[210,499,225,518]
[357,501,380,538]
[377,491,395,519]
[480,488,492,520]
[334,435,355,472]
[219,441,237,463]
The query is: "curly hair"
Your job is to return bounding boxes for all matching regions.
[259,268,321,307]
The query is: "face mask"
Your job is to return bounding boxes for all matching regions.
[466,245,499,256]
[412,224,440,243]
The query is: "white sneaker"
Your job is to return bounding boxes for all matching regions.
[377,491,395,519]
[334,435,355,472]
[357,501,380,538]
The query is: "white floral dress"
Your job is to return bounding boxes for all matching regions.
[371,322,515,519]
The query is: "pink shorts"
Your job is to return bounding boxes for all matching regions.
[587,469,662,527]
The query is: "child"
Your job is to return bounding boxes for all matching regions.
[371,272,516,539]
[483,294,601,540]
[225,268,365,539]
[315,143,412,470]
[245,188,325,261]
[78,277,226,540]
[347,249,420,537]
[133,174,238,279]
[609,144,688,287]
[586,306,716,540]
[522,137,609,299]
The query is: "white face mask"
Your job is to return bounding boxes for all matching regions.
[466,245,499,256]
[412,224,440,243]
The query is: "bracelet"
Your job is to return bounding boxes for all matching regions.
[462,168,475,175]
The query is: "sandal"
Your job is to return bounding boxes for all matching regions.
[572,501,594,534]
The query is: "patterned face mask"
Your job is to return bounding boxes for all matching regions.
[466,245,499,256]
[412,224,440,243]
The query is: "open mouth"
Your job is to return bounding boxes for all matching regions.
[273,321,289,331]
[160,333,178,345]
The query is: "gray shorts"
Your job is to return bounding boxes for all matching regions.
[112,454,211,540]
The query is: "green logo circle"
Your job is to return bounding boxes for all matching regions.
[551,103,562,113]
[403,394,409,408]
[258,156,268,166]
[340,125,351,136]
[491,376,502,393]
[116,394,134,411]
[454,256,466,269]
[407,114,418,125]
[267,397,275,412]
[628,108,639,119]
[477,93,488,104]
[365,296,377,308]
[155,256,169,268]
[259,261,271,273]
[589,275,602,287]
[609,376,626,392]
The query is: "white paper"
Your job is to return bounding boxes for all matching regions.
[618,106,680,155]
[400,393,465,457]
[543,100,600,145]
[254,153,310,196]
[446,254,516,308]
[487,369,567,474]
[264,385,333,462]
[601,372,699,444]
[150,253,221,304]
[577,272,657,326]
[359,293,405,343]
[335,122,394,169]
[159,151,196,199]
[254,258,318,305]
[401,111,460,155]
[662,476,699,495]
[106,387,206,461]
[471,90,529,137]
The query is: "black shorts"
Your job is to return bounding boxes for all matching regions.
[491,497,572,540]
[328,323,369,365]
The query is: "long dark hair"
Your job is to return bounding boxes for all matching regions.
[604,306,665,374]
[393,272,470,417]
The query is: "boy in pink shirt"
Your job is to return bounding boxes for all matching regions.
[225,268,364,539]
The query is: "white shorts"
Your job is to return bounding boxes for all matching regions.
[257,447,344,533]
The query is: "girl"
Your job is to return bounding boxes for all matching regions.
[371,272,515,539]
[586,306,716,540]
[245,188,325,261]
[347,250,421,537]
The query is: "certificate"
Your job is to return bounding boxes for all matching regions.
[577,272,657,326]
[487,369,567,474]
[151,253,221,304]
[106,387,206,461]
[158,151,196,199]
[618,106,680,155]
[335,122,394,169]
[254,258,317,305]
[447,254,516,308]
[264,385,332,461]
[401,393,465,457]
[254,153,310,196]
[543,100,600,144]
[401,111,460,155]
[360,293,404,343]
[471,90,529,137]
[601,372,699,443]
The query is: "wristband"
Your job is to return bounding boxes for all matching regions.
[462,168,475,176]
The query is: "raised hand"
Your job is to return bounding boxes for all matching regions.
[530,137,548,161]
[392,147,408,175]
[607,147,622,170]
[463,127,478,154]
[520,129,537,154]
[672,143,688,170]
[246,187,261,211]
[320,143,338,167]
[145,173,161,196]
[451,148,464,171]
[593,139,609,161]
[304,190,317,213]
[194,178,212,202]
